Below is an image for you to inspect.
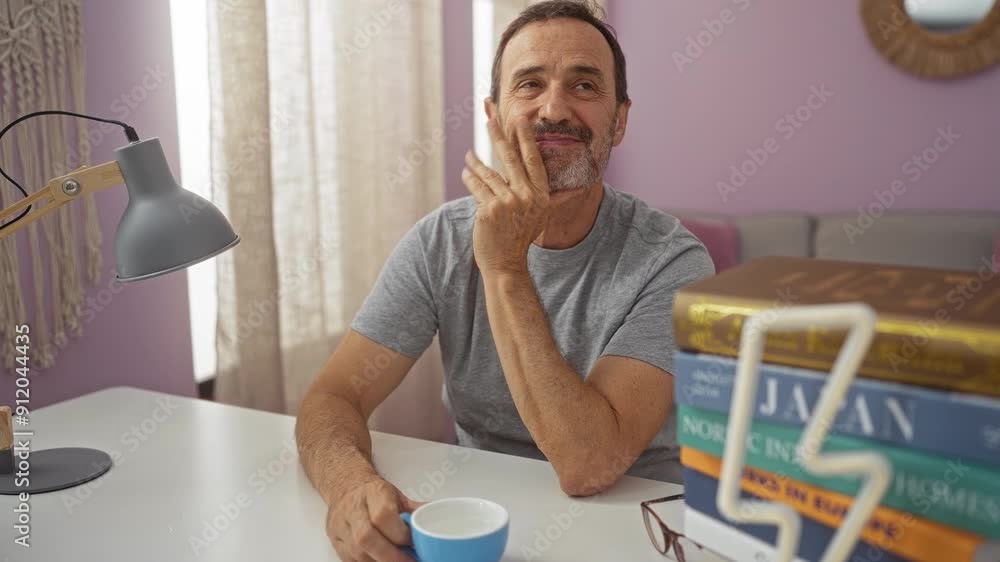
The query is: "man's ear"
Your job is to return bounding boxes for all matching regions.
[612,100,631,146]
[484,97,497,122]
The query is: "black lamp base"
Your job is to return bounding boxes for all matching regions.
[0,447,112,494]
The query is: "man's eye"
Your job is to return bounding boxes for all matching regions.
[575,82,595,91]
[519,81,540,89]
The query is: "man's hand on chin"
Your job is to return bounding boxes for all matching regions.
[461,116,551,277]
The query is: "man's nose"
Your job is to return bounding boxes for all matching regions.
[536,86,573,124]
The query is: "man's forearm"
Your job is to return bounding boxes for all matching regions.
[482,270,628,491]
[295,391,382,506]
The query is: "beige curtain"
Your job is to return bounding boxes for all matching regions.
[207,0,449,441]
[0,0,101,372]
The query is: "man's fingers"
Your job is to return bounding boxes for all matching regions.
[514,118,547,193]
[349,548,375,562]
[487,116,528,188]
[350,515,412,562]
[332,537,354,562]
[464,149,509,195]
[462,166,494,204]
[401,495,426,513]
[367,488,413,547]
[353,551,376,562]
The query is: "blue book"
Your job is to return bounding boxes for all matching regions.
[674,351,1000,467]
[682,467,908,562]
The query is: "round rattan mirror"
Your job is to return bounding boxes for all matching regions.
[861,0,1000,79]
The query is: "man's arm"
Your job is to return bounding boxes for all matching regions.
[297,329,433,562]
[296,190,438,560]
[295,329,416,505]
[481,271,673,496]
[298,201,439,507]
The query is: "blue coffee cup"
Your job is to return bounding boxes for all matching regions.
[400,497,509,562]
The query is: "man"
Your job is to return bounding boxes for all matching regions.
[295,1,714,560]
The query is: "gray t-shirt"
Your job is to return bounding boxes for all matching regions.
[351,184,714,483]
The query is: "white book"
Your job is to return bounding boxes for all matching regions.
[684,507,811,562]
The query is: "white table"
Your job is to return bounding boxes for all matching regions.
[0,387,687,562]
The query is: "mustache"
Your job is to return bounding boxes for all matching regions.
[533,121,593,144]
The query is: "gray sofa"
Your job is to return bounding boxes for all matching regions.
[671,210,1000,272]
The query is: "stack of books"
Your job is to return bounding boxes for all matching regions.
[671,256,1000,562]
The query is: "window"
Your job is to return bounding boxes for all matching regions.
[169,0,216,383]
[473,0,495,168]
[170,0,498,382]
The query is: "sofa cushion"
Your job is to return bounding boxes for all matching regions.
[994,232,1000,273]
[732,215,813,262]
[814,212,1000,271]
[670,212,813,265]
[679,217,740,272]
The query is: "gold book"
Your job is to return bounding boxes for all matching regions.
[673,256,1000,396]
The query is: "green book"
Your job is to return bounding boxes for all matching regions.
[677,404,1000,538]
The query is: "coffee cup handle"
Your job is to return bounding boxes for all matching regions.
[400,512,420,561]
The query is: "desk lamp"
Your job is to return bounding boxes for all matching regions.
[0,110,240,494]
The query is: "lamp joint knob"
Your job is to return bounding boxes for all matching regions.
[62,178,82,196]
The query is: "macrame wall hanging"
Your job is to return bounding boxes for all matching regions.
[0,0,102,371]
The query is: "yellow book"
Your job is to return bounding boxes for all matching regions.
[672,256,1000,397]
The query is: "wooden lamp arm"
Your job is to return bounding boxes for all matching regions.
[0,161,125,240]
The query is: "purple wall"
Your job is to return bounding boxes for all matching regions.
[603,1,1000,214]
[439,0,1000,210]
[444,0,475,201]
[0,0,196,407]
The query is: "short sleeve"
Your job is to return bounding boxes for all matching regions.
[350,219,439,358]
[600,244,715,374]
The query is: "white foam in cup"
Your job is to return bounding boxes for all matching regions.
[411,498,508,539]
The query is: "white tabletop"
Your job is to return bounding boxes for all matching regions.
[0,387,686,562]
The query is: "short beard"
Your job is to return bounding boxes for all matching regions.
[540,119,616,192]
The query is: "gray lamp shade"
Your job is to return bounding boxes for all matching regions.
[113,138,240,282]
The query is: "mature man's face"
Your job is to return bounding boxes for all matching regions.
[489,18,630,193]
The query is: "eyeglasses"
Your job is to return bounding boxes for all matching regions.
[640,494,712,561]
